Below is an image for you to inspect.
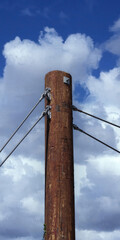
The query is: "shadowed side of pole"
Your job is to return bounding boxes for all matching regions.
[45,70,75,240]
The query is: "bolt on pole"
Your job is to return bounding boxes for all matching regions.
[45,70,75,240]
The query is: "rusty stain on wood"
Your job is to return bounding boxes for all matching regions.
[45,70,75,240]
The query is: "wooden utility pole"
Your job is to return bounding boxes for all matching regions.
[45,70,75,240]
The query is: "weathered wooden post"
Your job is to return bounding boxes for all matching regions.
[45,70,75,240]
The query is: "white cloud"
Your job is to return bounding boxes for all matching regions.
[87,67,120,107]
[0,26,120,240]
[75,164,94,198]
[75,154,120,232]
[3,155,45,182]
[2,27,101,94]
[105,18,120,57]
[105,35,120,56]
[0,27,101,144]
[0,27,101,239]
[88,155,120,176]
[76,229,120,240]
[0,154,45,239]
[110,18,120,33]
[21,196,41,215]
[0,26,102,158]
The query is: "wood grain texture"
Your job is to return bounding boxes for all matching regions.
[45,71,75,240]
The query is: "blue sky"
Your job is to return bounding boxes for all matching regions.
[0,1,120,240]
[0,0,120,74]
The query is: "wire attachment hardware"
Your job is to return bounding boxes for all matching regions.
[44,105,51,120]
[44,87,51,102]
[72,105,82,112]
[73,124,80,131]
[63,76,70,85]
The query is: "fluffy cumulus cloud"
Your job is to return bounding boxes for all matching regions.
[105,18,120,58]
[75,154,120,239]
[87,67,120,107]
[0,25,120,240]
[0,27,101,137]
[0,155,45,240]
[73,18,120,240]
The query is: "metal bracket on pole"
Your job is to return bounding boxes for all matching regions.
[63,76,70,85]
[45,87,51,102]
[45,105,51,120]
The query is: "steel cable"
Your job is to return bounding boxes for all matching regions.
[73,124,120,154]
[0,88,50,153]
[0,106,51,167]
[72,105,120,128]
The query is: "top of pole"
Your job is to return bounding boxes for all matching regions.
[45,70,72,97]
[45,70,72,85]
[45,70,72,76]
